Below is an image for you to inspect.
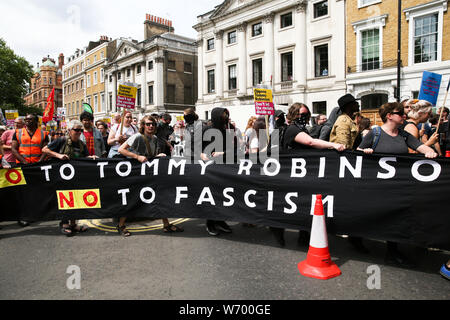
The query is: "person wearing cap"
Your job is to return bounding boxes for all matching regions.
[329,94,360,149]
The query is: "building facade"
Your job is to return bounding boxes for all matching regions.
[104,14,198,120]
[24,55,64,112]
[193,0,347,130]
[346,0,450,125]
[63,48,86,121]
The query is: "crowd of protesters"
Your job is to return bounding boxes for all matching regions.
[1,94,449,279]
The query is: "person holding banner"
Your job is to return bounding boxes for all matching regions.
[79,111,106,158]
[358,102,438,267]
[437,107,449,155]
[272,103,345,247]
[42,120,94,236]
[117,115,184,236]
[107,111,138,158]
[402,100,439,153]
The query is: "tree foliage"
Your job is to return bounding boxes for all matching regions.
[0,38,34,115]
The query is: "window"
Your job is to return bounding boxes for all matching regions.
[148,85,154,104]
[109,94,113,110]
[81,62,84,71]
[126,69,131,78]
[207,69,215,93]
[167,85,175,103]
[101,52,104,59]
[76,65,78,73]
[184,62,192,73]
[314,44,329,77]
[94,71,98,85]
[81,79,83,89]
[94,95,98,112]
[184,86,192,104]
[94,55,97,63]
[252,22,262,37]
[207,38,215,50]
[228,31,237,44]
[137,65,141,74]
[281,52,293,82]
[313,101,327,115]
[361,93,388,110]
[148,61,154,70]
[252,58,263,86]
[87,74,91,87]
[109,75,112,83]
[137,88,141,106]
[280,12,293,29]
[314,1,328,19]
[101,93,105,111]
[72,83,74,92]
[168,60,176,70]
[414,14,438,64]
[43,77,47,84]
[49,78,52,85]
[76,81,79,91]
[101,69,104,82]
[118,72,121,80]
[359,0,380,8]
[361,29,380,71]
[228,64,237,90]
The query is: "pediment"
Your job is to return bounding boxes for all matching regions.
[110,40,140,62]
[210,0,253,19]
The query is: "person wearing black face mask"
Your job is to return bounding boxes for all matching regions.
[183,108,202,161]
[271,103,345,247]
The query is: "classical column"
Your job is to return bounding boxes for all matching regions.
[238,22,247,95]
[197,39,204,102]
[215,30,224,98]
[140,61,146,110]
[155,56,165,110]
[264,12,275,87]
[295,1,307,91]
[111,72,117,112]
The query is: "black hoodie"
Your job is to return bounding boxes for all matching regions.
[202,107,237,159]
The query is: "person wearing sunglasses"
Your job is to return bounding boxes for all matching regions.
[117,115,183,236]
[357,102,438,268]
[42,120,96,237]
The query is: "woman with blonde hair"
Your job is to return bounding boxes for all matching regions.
[244,116,257,153]
[403,99,439,153]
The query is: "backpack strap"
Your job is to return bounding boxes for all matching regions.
[371,126,382,150]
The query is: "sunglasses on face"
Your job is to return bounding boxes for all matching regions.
[391,110,405,116]
[72,128,83,132]
[145,122,156,127]
[55,133,63,136]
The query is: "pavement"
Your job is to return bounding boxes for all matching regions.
[0,218,449,300]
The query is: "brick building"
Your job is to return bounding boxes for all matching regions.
[63,48,86,121]
[346,0,450,125]
[24,54,64,112]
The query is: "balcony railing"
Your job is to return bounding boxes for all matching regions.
[347,59,400,74]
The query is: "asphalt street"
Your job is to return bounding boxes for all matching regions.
[0,218,449,300]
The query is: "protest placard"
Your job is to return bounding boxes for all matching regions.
[418,71,442,106]
[253,88,275,116]
[117,83,138,109]
[5,110,19,127]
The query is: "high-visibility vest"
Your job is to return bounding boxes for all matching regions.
[16,128,48,163]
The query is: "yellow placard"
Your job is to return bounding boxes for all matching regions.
[5,110,19,120]
[0,168,27,189]
[253,88,273,103]
[118,85,137,99]
[57,189,102,210]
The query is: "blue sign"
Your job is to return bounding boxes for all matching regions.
[418,71,442,106]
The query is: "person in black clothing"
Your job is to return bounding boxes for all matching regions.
[201,107,236,236]
[96,121,111,156]
[183,107,203,163]
[157,113,174,155]
[271,103,345,247]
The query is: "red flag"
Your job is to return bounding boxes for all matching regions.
[42,88,55,123]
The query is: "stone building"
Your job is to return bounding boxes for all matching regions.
[346,0,450,125]
[63,48,87,121]
[24,54,64,112]
[193,0,347,130]
[104,14,198,120]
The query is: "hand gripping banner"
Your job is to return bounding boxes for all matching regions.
[1,150,449,250]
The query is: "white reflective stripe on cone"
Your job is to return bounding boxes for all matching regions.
[309,214,328,249]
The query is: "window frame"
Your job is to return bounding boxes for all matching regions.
[280,12,293,29]
[251,22,263,37]
[228,64,237,90]
[227,30,237,45]
[207,69,215,94]
[281,51,293,82]
[313,0,329,20]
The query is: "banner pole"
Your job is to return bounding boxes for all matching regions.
[436,79,449,133]
[119,108,125,135]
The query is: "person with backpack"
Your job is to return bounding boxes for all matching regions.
[42,120,97,236]
[271,103,345,247]
[357,102,437,268]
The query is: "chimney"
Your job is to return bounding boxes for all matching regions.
[144,13,174,39]
[58,53,64,69]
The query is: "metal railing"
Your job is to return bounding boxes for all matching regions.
[347,59,400,74]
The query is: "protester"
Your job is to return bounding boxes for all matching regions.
[0,140,9,168]
[107,111,138,158]
[112,113,122,125]
[96,121,111,155]
[428,114,443,156]
[319,106,342,141]
[352,117,371,151]
[248,116,267,154]
[244,116,257,153]
[117,115,183,236]
[330,94,360,149]
[42,120,95,236]
[79,111,106,158]
[358,102,437,267]
[1,117,24,167]
[437,107,450,156]
[403,100,439,153]
[272,103,345,247]
[132,117,138,126]
[0,125,6,138]
[183,108,203,162]
[201,107,235,236]
[309,114,327,139]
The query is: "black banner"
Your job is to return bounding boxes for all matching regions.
[1,150,449,250]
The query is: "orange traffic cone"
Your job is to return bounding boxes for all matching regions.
[298,194,341,280]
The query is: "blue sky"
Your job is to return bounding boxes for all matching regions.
[0,0,223,67]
